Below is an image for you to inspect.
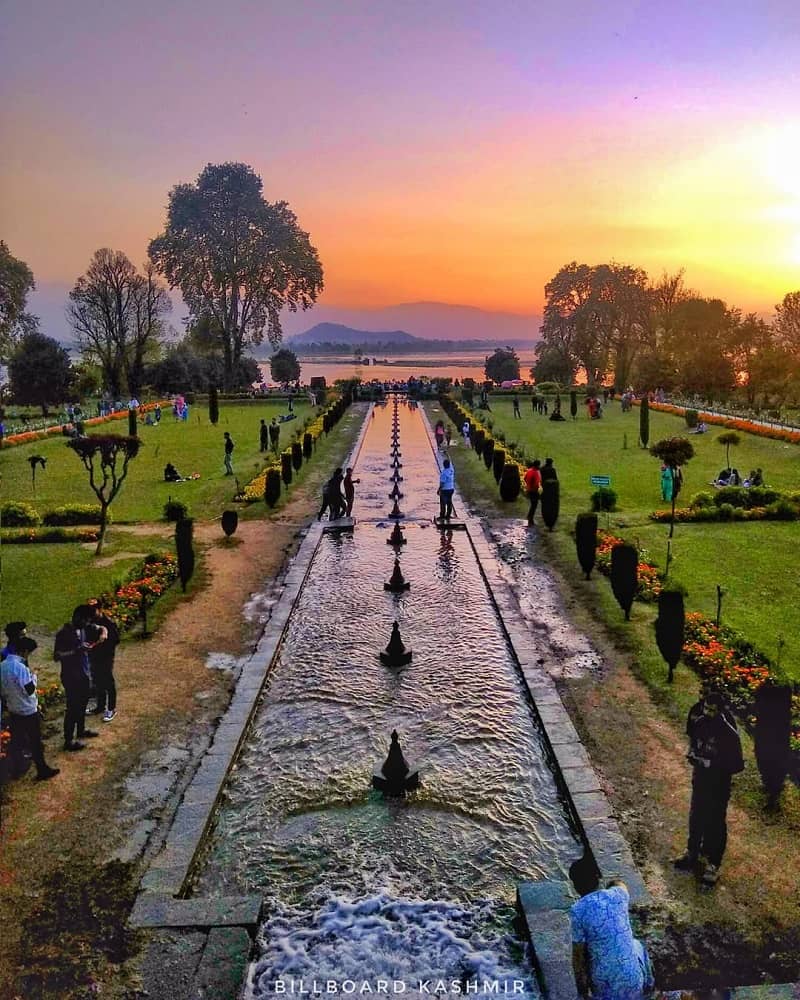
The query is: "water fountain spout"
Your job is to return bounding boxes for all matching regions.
[379,621,412,665]
[386,523,407,546]
[372,730,419,796]
[388,484,404,500]
[388,499,405,519]
[384,558,411,592]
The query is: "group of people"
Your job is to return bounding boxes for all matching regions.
[433,420,453,450]
[712,467,763,488]
[0,605,120,783]
[318,467,360,520]
[259,418,282,454]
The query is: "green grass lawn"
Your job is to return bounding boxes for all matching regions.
[0,534,164,633]
[1,401,312,523]
[438,396,800,679]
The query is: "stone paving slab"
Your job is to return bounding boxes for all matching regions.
[195,925,253,999]
[558,764,603,794]
[550,741,593,772]
[130,894,262,929]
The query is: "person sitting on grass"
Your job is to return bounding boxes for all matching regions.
[712,468,732,487]
[164,462,181,482]
[744,468,764,488]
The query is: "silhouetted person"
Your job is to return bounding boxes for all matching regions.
[512,394,521,418]
[540,457,558,484]
[54,606,103,751]
[223,432,235,475]
[343,467,360,517]
[259,419,269,452]
[269,418,280,454]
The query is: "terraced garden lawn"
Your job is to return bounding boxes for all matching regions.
[0,400,312,523]
[444,395,800,680]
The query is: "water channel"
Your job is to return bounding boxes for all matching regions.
[197,398,582,996]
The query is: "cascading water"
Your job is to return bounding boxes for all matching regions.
[196,398,581,997]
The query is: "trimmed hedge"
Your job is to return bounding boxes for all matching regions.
[42,503,106,526]
[1,526,100,544]
[1,501,41,527]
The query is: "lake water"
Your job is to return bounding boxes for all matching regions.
[258,350,538,386]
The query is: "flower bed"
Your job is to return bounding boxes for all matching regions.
[1,401,170,448]
[0,527,100,544]
[682,612,800,750]
[596,530,662,602]
[636,400,800,446]
[98,552,180,630]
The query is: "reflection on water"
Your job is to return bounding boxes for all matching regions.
[197,400,579,997]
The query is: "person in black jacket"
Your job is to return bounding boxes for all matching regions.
[87,601,120,722]
[54,606,104,751]
[673,689,744,886]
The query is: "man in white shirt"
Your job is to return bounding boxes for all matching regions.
[0,637,60,780]
[438,459,455,521]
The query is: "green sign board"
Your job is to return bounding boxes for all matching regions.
[590,475,611,486]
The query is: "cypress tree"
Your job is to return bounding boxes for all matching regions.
[639,396,650,448]
[292,440,303,470]
[221,509,238,537]
[610,543,638,619]
[492,447,506,482]
[541,479,560,531]
[208,384,219,425]
[483,437,494,470]
[654,588,685,682]
[754,683,792,807]
[303,432,313,458]
[175,516,194,592]
[499,463,521,501]
[128,408,138,437]
[264,468,281,506]
[281,451,293,485]
[570,390,578,420]
[575,513,598,579]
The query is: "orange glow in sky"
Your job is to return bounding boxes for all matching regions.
[2,2,800,323]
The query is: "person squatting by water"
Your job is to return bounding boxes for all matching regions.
[571,878,654,1000]
[438,458,455,520]
[673,688,744,887]
[318,468,345,520]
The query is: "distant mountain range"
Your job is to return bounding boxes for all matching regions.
[285,322,520,353]
[29,285,540,348]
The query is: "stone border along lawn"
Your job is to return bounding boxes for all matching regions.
[426,399,800,986]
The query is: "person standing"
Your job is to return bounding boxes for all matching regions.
[673,689,744,887]
[512,393,521,419]
[571,878,654,1000]
[523,460,542,525]
[540,457,558,485]
[54,607,104,752]
[438,458,455,521]
[259,419,269,453]
[461,420,471,447]
[223,432,235,475]
[343,467,360,517]
[88,601,120,722]
[1,637,60,781]
[269,418,281,454]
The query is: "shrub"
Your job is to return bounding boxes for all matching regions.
[473,428,485,456]
[655,589,685,683]
[208,385,219,425]
[221,509,238,536]
[685,408,699,429]
[713,486,748,508]
[281,451,293,485]
[766,499,798,520]
[264,468,281,507]
[492,447,506,482]
[483,437,495,470]
[175,518,194,592]
[1,501,41,527]
[163,499,188,522]
[575,513,598,579]
[610,543,638,620]
[639,396,650,448]
[716,502,735,521]
[689,491,714,509]
[591,487,617,512]
[541,479,560,531]
[291,441,303,471]
[748,486,781,507]
[1,526,99,544]
[42,503,105,526]
[499,462,521,501]
[303,432,313,459]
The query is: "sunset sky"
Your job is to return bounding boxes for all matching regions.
[2,0,800,330]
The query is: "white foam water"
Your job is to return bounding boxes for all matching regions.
[247,892,540,1000]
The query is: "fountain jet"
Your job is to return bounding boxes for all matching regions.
[386,523,407,546]
[384,558,411,592]
[379,621,412,665]
[372,730,419,796]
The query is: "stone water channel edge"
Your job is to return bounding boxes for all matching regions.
[128,396,790,999]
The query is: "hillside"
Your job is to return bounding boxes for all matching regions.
[288,323,420,347]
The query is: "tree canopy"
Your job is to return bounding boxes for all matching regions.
[148,162,323,389]
[0,240,38,358]
[484,347,520,383]
[270,347,301,384]
[67,435,141,554]
[8,331,73,414]
[68,249,171,398]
